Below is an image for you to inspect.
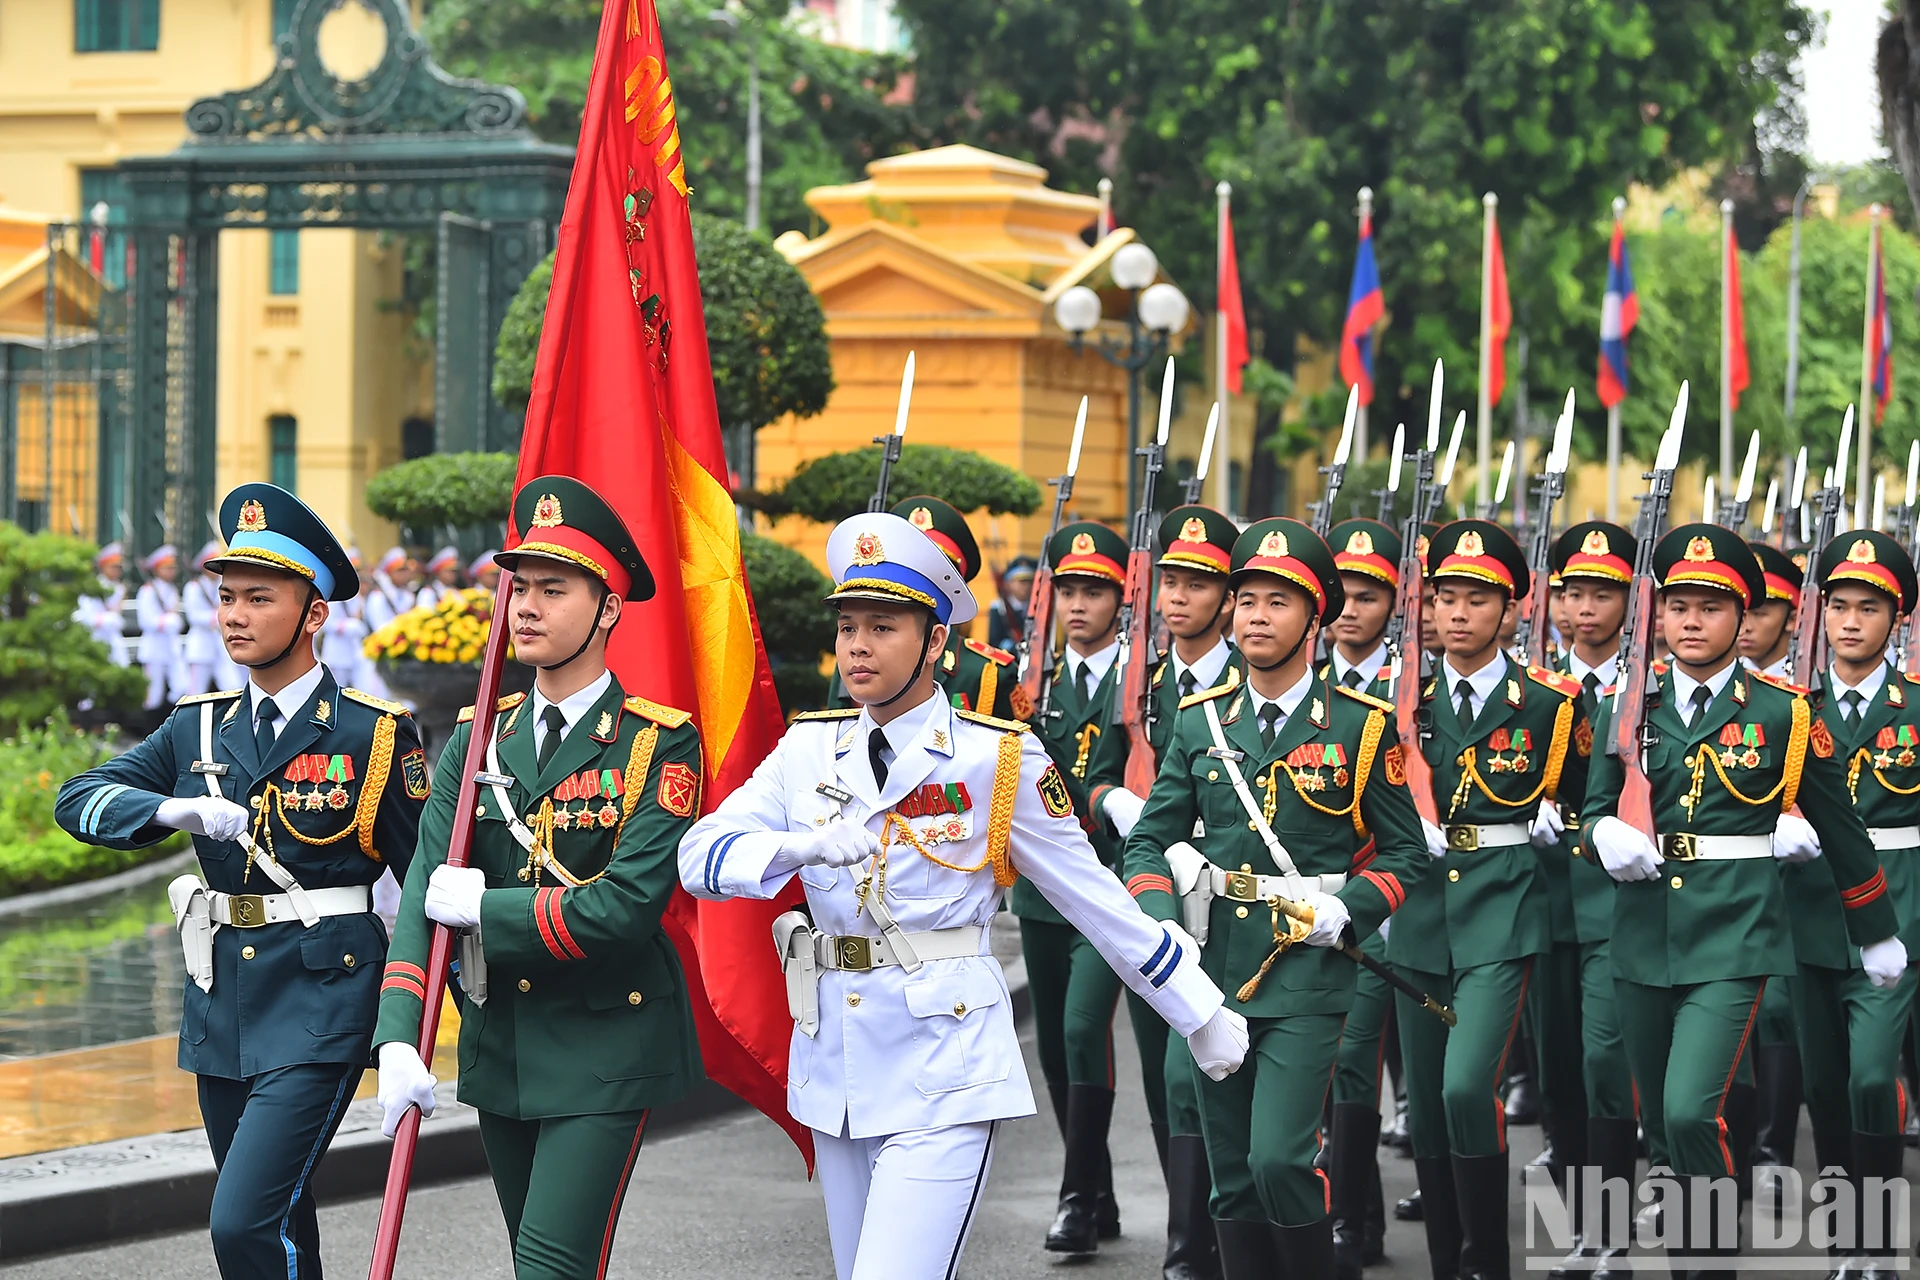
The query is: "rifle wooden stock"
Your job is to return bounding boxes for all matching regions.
[1018,563,1055,708]
[1609,572,1657,836]
[1390,564,1438,825]
[1119,542,1158,795]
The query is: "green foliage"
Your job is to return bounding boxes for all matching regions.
[491,252,552,409]
[0,892,173,1003]
[0,524,143,728]
[0,711,185,897]
[762,444,1045,524]
[363,453,518,531]
[742,534,834,711]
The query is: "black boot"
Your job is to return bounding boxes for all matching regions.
[1329,1103,1381,1280]
[1216,1220,1280,1280]
[1273,1219,1336,1280]
[1853,1130,1906,1280]
[1582,1117,1639,1280]
[1395,1188,1424,1222]
[1384,1095,1413,1154]
[1362,1161,1386,1265]
[1452,1152,1511,1280]
[1096,1132,1124,1240]
[1164,1134,1222,1280]
[1812,1124,1854,1280]
[1753,1042,1803,1167]
[1413,1158,1461,1280]
[1045,1085,1113,1255]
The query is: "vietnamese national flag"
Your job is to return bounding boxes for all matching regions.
[513,0,807,1165]
[1219,205,1250,395]
[1872,219,1894,424]
[1596,215,1638,409]
[1484,214,1512,407]
[1726,232,1749,411]
[1340,211,1384,405]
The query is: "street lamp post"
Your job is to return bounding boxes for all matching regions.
[1052,242,1190,515]
[708,9,760,233]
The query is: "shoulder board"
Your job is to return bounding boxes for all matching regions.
[342,688,414,716]
[1526,666,1581,697]
[1651,660,1669,677]
[1906,672,1920,687]
[1748,670,1809,696]
[961,637,1014,666]
[790,708,861,722]
[1334,685,1393,712]
[1178,679,1239,710]
[456,692,526,724]
[623,694,692,728]
[955,708,1031,733]
[175,688,242,707]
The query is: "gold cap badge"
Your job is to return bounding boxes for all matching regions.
[1684,535,1714,562]
[1848,539,1878,564]
[1345,529,1374,557]
[1180,516,1208,544]
[909,507,934,531]
[1259,528,1289,558]
[1071,532,1096,555]
[1581,529,1609,556]
[531,494,565,528]
[852,531,885,566]
[237,500,268,533]
[1456,530,1485,557]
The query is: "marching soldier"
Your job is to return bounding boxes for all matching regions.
[1321,516,1401,1280]
[1584,526,1906,1278]
[990,554,1038,650]
[137,543,184,711]
[373,477,704,1279]
[1739,542,1802,679]
[1386,519,1587,1280]
[1121,516,1427,1278]
[56,484,426,1279]
[75,541,131,667]
[1542,521,1638,1280]
[678,511,1247,1280]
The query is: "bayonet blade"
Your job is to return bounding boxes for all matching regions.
[1494,440,1514,506]
[892,351,915,439]
[1156,357,1176,447]
[1761,477,1778,534]
[1736,431,1759,504]
[1067,396,1089,476]
[1196,403,1220,482]
[1427,360,1444,452]
[1387,425,1405,493]
[1438,411,1466,487]
[1335,384,1358,466]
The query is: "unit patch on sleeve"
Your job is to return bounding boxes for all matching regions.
[1383,744,1407,787]
[1809,718,1834,760]
[1037,764,1074,818]
[400,749,432,800]
[656,760,699,817]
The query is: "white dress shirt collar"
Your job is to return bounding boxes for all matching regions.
[531,670,614,754]
[1067,637,1121,689]
[1440,654,1508,719]
[1564,649,1619,690]
[250,661,329,734]
[1829,662,1889,710]
[1245,668,1314,727]
[859,685,950,769]
[1671,659,1738,725]
[1172,637,1233,693]
[1333,642,1389,688]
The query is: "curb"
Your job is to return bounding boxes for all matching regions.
[0,849,195,921]
[0,955,1030,1261]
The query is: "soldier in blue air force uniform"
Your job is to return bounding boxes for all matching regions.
[56,484,427,1280]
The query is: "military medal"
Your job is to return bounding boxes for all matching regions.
[1903,750,1917,768]
[554,807,574,831]
[1741,748,1760,769]
[598,803,619,828]
[327,786,350,809]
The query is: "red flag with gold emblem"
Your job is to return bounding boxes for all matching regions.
[511,0,805,1164]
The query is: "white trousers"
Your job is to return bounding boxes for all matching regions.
[814,1120,997,1280]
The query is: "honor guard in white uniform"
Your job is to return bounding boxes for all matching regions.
[137,544,184,709]
[414,545,462,608]
[76,542,132,666]
[364,548,416,632]
[181,539,239,697]
[680,512,1250,1280]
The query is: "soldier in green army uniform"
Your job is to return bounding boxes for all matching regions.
[1539,521,1640,1280]
[826,495,1031,722]
[1584,525,1906,1278]
[1386,519,1589,1280]
[1785,529,1920,1276]
[1318,517,1401,1280]
[1120,516,1427,1278]
[1740,542,1803,680]
[373,477,705,1280]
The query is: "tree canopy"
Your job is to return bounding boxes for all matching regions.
[759,444,1044,524]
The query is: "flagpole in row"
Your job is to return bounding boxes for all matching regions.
[1478,192,1497,507]
[1215,181,1233,512]
[1605,197,1624,521]
[1859,203,1882,528]
[1353,187,1373,463]
[1720,199,1735,491]
[1600,195,1633,523]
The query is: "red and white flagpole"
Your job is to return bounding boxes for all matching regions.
[1720,198,1735,493]
[1354,186,1373,463]
[1215,181,1232,512]
[1477,192,1496,507]
[1860,204,1882,528]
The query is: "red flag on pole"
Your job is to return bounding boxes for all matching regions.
[514,0,805,1163]
[1485,215,1512,406]
[1219,205,1250,395]
[1725,233,1749,411]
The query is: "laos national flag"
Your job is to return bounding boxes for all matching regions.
[1597,218,1637,410]
[1340,213,1384,406]
[1872,222,1894,424]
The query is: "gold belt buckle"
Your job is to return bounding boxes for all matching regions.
[1223,872,1259,902]
[228,894,268,927]
[1663,832,1698,862]
[835,935,874,971]
[1446,824,1481,852]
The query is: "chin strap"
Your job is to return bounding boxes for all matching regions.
[244,584,318,670]
[1249,618,1318,673]
[868,612,939,709]
[540,585,611,672]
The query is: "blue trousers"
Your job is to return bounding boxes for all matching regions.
[198,1064,361,1280]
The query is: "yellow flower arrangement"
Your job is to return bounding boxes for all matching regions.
[363,588,507,666]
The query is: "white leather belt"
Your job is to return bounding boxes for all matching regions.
[1206,867,1347,903]
[1656,833,1773,862]
[814,925,988,971]
[209,885,372,928]
[1868,826,1920,851]
[1444,823,1530,852]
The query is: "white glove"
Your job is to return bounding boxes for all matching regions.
[1530,800,1566,848]
[1771,813,1822,864]
[1862,936,1910,989]
[1102,788,1148,838]
[424,865,486,929]
[1187,1006,1250,1081]
[1299,892,1351,948]
[154,795,252,843]
[779,822,881,870]
[1590,816,1662,882]
[1421,819,1449,860]
[376,1042,438,1138]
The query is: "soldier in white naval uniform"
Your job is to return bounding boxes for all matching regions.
[680,513,1249,1280]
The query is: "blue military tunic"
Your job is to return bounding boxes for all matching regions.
[56,667,426,1077]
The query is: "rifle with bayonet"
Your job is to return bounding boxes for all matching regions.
[1376,423,1405,524]
[865,351,915,513]
[1514,391,1575,667]
[1185,402,1221,506]
[1311,385,1360,538]
[1020,396,1089,721]
[1607,384,1689,843]
[1480,440,1514,522]
[1788,406,1853,692]
[1114,358,1175,796]
[1716,432,1760,531]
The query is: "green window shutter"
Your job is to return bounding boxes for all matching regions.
[269,231,300,296]
[269,417,298,493]
[74,0,101,51]
[136,0,159,50]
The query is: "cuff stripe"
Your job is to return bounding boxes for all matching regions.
[533,888,567,961]
[382,975,427,999]
[1349,839,1378,872]
[82,784,129,837]
[1126,873,1174,898]
[707,831,745,895]
[544,888,586,960]
[1146,939,1183,989]
[1359,869,1405,912]
[1139,932,1173,981]
[1842,869,1889,909]
[383,960,427,983]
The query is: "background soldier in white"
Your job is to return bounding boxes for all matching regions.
[75,541,131,667]
[680,511,1249,1280]
[137,543,183,711]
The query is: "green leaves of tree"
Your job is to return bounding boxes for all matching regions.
[758,444,1044,524]
[0,527,143,729]
[363,453,517,530]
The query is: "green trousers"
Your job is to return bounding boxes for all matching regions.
[1164,1032,1204,1136]
[1331,945,1395,1108]
[1756,972,1797,1046]
[1792,962,1917,1137]
[1124,989,1171,1132]
[1020,918,1121,1090]
[1615,977,1763,1178]
[1529,941,1588,1142]
[1395,960,1532,1159]
[1196,1012,1345,1226]
[1576,939,1634,1120]
[476,1108,651,1280]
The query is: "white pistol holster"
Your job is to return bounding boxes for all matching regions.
[774,910,820,1037]
[168,874,215,993]
[459,930,489,1007]
[1164,842,1215,946]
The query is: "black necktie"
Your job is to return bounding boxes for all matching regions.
[1842,690,1866,721]
[253,695,278,761]
[1178,669,1198,700]
[1582,672,1601,701]
[869,726,890,789]
[1343,668,1364,689]
[1259,701,1284,748]
[1078,662,1095,703]
[1455,678,1475,721]
[537,704,566,771]
[1687,685,1713,725]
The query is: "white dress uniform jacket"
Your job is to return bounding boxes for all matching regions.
[680,695,1223,1141]
[75,577,130,666]
[136,578,182,705]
